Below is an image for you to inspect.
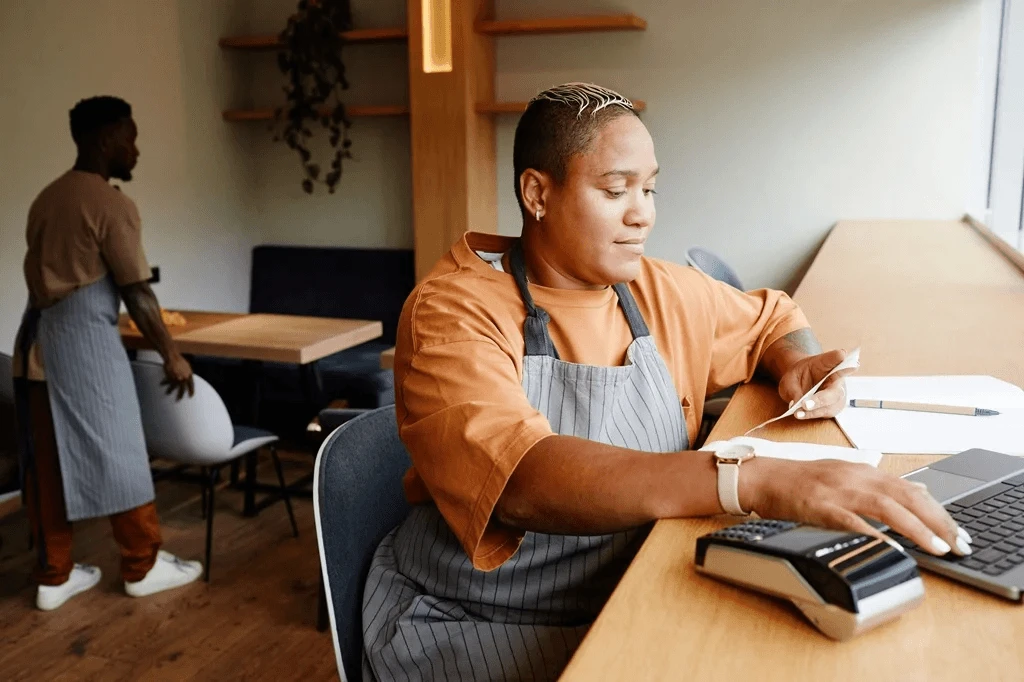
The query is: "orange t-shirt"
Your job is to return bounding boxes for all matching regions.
[395,232,809,570]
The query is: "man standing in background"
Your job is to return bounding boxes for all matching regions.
[13,96,202,611]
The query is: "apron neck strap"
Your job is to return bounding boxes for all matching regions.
[510,240,561,358]
[611,282,650,339]
[509,241,650,358]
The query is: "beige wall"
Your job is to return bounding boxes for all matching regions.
[246,0,988,290]
[494,0,987,290]
[1,0,991,354]
[246,0,413,249]
[0,0,257,353]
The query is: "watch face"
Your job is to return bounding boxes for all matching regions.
[717,443,755,463]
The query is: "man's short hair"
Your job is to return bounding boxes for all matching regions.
[69,96,132,144]
[512,83,638,214]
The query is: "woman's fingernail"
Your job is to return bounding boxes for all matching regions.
[804,399,816,410]
[955,538,973,555]
[796,410,806,419]
[958,527,973,544]
[930,536,952,554]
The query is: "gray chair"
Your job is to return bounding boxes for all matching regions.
[686,247,744,291]
[685,248,743,430]
[0,353,19,497]
[314,405,411,682]
[131,359,298,581]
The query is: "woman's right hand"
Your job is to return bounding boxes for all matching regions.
[739,457,972,556]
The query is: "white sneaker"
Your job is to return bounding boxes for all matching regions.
[36,564,102,611]
[124,550,203,597]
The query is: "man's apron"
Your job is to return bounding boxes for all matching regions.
[14,275,154,522]
[361,242,688,681]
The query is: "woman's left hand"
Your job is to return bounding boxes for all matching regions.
[776,349,855,420]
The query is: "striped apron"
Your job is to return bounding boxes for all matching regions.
[362,242,687,681]
[14,275,154,521]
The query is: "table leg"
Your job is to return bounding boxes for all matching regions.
[239,360,263,517]
[243,450,258,517]
[300,361,324,414]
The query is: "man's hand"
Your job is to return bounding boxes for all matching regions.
[162,354,195,401]
[776,348,855,419]
[741,457,973,557]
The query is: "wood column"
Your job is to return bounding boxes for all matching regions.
[407,0,497,279]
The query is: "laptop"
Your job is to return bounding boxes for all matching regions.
[896,448,1024,601]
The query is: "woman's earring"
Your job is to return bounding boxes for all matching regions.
[535,209,542,221]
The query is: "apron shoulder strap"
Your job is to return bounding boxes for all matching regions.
[510,242,652,355]
[509,241,561,359]
[611,282,650,339]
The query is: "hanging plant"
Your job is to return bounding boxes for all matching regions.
[274,0,354,194]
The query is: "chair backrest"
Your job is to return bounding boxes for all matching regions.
[250,246,415,345]
[0,353,17,494]
[130,360,235,465]
[0,352,13,406]
[685,247,745,290]
[314,405,411,682]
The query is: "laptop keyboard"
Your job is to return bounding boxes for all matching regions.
[896,472,1024,577]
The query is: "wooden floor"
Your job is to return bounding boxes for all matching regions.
[0,453,338,681]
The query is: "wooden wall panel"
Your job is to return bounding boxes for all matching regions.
[408,0,498,280]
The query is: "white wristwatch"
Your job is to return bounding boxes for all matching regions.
[712,443,756,515]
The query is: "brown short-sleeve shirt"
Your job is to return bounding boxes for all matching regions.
[13,170,151,380]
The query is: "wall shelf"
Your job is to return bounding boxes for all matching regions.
[219,26,408,50]
[476,14,646,37]
[476,99,646,115]
[223,105,410,122]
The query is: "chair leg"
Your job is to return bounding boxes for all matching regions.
[200,467,208,520]
[204,467,219,582]
[270,446,299,538]
[317,574,329,632]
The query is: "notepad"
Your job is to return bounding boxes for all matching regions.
[835,375,1024,455]
[701,436,883,467]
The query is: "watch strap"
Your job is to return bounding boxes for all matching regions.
[717,461,749,515]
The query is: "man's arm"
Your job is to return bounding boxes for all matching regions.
[120,281,194,399]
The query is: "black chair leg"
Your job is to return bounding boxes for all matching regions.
[317,574,329,632]
[270,446,299,538]
[204,467,219,582]
[200,468,208,520]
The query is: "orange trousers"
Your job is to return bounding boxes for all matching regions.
[23,382,162,585]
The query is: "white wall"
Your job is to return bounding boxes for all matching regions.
[494,0,987,290]
[0,0,257,353]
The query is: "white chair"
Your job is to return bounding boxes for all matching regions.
[131,359,298,581]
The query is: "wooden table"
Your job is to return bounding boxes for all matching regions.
[562,219,1024,681]
[381,346,395,370]
[120,311,383,365]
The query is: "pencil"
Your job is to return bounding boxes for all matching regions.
[848,399,1000,417]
